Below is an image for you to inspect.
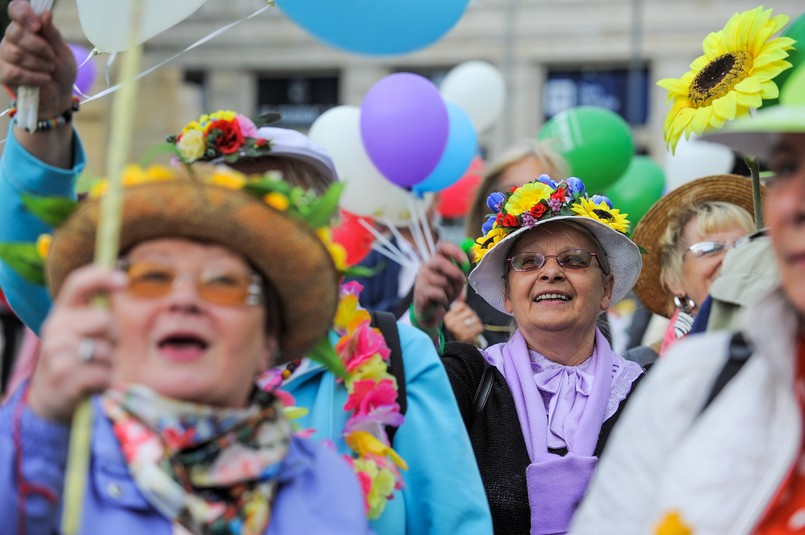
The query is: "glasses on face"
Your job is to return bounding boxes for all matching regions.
[508,249,600,272]
[683,236,748,259]
[117,259,264,306]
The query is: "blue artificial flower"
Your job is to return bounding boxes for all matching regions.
[564,177,585,196]
[486,192,506,213]
[482,215,496,234]
[537,174,557,189]
[590,194,614,209]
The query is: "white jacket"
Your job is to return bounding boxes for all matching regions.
[569,286,802,535]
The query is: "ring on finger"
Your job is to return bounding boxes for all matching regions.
[463,318,474,326]
[78,337,96,363]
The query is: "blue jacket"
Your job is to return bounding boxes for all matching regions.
[0,125,84,333]
[0,388,370,535]
[0,129,493,535]
[282,325,493,535]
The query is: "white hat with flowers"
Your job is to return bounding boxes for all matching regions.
[468,175,642,314]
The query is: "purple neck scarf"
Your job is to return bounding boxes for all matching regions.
[482,328,616,534]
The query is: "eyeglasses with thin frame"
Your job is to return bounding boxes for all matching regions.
[117,259,264,306]
[507,249,601,272]
[683,235,750,259]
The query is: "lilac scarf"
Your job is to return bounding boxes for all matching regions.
[483,329,616,535]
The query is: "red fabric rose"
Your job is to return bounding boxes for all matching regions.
[502,214,519,227]
[496,212,504,225]
[530,203,548,218]
[550,187,566,201]
[206,119,244,155]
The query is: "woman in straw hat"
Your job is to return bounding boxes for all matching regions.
[569,67,805,534]
[412,175,647,533]
[0,3,493,533]
[631,175,758,356]
[0,163,371,534]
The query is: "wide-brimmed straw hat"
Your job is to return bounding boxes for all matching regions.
[46,164,341,361]
[631,174,762,318]
[468,176,642,314]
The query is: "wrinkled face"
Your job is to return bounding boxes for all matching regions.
[765,133,805,315]
[497,155,553,191]
[670,217,750,311]
[503,223,614,339]
[110,238,274,408]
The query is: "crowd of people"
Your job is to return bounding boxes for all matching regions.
[0,1,804,534]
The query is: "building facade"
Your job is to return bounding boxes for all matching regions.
[7,0,804,178]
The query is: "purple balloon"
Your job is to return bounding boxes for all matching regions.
[69,43,96,96]
[360,73,448,188]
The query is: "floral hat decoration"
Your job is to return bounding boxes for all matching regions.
[657,6,795,154]
[167,109,276,164]
[468,175,642,313]
[0,163,349,369]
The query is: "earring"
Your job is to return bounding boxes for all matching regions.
[673,294,696,314]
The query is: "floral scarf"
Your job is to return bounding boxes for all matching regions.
[101,384,291,535]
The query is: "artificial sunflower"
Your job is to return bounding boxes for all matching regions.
[571,197,630,234]
[657,6,795,152]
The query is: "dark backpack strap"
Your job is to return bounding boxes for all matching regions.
[369,311,406,444]
[472,362,495,424]
[699,332,752,415]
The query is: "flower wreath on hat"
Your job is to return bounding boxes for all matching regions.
[167,109,276,164]
[472,175,630,261]
[468,175,642,314]
[0,163,407,521]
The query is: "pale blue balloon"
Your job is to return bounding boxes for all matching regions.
[275,0,470,55]
[414,102,478,195]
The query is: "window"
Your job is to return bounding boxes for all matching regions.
[256,75,339,128]
[544,66,649,125]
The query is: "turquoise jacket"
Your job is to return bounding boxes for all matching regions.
[0,127,493,535]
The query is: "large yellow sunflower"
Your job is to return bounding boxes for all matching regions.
[657,6,795,153]
[571,198,630,234]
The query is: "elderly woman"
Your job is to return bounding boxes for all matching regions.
[413,176,646,533]
[568,76,805,535]
[0,4,492,533]
[0,164,369,533]
[631,175,758,356]
[448,140,570,348]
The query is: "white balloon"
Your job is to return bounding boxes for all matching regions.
[309,106,430,226]
[664,136,735,191]
[440,61,505,133]
[76,0,208,52]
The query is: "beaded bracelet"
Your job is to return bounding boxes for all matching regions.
[8,97,80,133]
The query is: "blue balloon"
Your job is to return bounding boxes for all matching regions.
[275,0,469,55]
[413,103,478,196]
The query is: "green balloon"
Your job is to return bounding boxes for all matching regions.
[604,156,665,232]
[538,106,634,193]
[765,12,805,107]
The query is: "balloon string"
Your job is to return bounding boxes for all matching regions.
[357,219,418,269]
[82,4,271,105]
[415,197,437,256]
[405,197,432,261]
[382,217,421,265]
[0,4,272,144]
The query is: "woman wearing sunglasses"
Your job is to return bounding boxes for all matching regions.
[0,163,373,534]
[411,177,647,533]
[631,175,759,357]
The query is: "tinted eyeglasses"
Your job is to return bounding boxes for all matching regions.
[508,249,600,272]
[117,259,264,306]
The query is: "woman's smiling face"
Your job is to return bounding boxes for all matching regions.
[504,222,614,346]
[110,238,275,408]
